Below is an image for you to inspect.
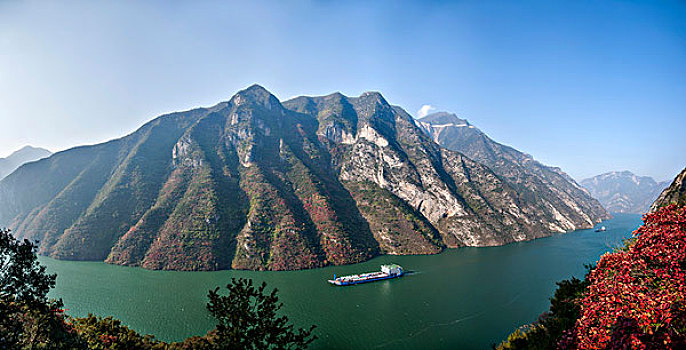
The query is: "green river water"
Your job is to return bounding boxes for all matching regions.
[41,213,642,349]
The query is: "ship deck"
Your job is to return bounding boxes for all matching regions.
[328,271,400,286]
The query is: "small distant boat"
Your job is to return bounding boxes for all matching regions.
[595,226,607,232]
[328,264,404,286]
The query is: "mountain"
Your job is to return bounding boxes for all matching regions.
[0,146,52,180]
[0,86,605,271]
[650,167,686,213]
[581,171,670,214]
[418,112,609,231]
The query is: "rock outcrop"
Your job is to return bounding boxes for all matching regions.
[650,167,686,213]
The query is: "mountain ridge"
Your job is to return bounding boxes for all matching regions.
[418,111,610,232]
[0,86,608,271]
[0,146,52,180]
[581,170,670,214]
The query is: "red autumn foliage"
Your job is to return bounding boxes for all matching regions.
[562,204,686,349]
[99,333,118,346]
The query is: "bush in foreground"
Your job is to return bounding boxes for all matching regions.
[564,204,686,349]
[207,278,316,349]
[0,228,83,348]
[498,204,686,349]
[496,273,590,350]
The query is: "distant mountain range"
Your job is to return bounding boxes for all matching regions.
[0,146,51,180]
[418,112,609,231]
[0,85,608,271]
[650,167,686,213]
[581,171,670,214]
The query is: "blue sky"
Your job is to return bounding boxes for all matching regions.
[0,1,684,181]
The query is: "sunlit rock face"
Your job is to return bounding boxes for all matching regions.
[419,111,610,231]
[650,167,686,213]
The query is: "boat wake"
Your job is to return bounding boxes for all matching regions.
[504,292,522,306]
[373,293,521,348]
[372,311,486,349]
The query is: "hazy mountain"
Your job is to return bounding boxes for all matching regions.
[581,171,670,214]
[0,146,52,180]
[650,167,686,213]
[0,86,606,271]
[418,112,610,230]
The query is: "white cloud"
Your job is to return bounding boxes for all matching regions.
[417,104,435,118]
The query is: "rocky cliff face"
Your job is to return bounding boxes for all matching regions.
[0,86,607,271]
[0,146,52,180]
[418,112,610,231]
[283,93,561,249]
[650,167,686,213]
[581,171,670,214]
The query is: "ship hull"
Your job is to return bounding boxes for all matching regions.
[328,272,403,286]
